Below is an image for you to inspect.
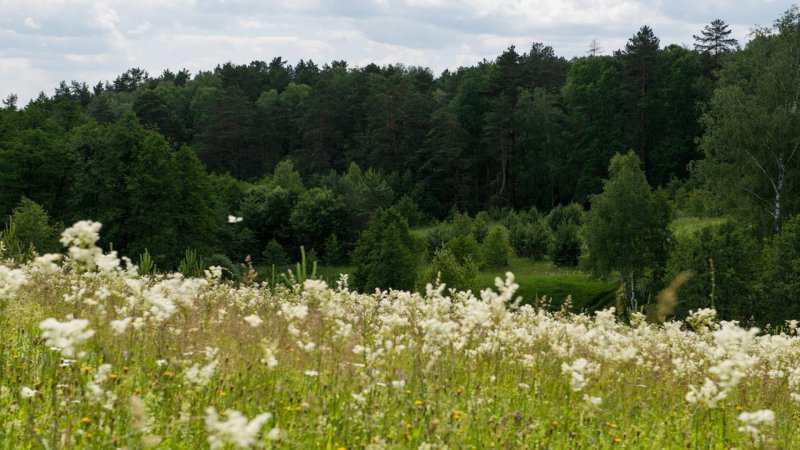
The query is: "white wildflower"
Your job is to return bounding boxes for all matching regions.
[244,314,263,328]
[738,409,775,440]
[205,406,275,449]
[39,318,94,357]
[227,215,243,224]
[109,317,133,336]
[20,387,36,399]
[0,265,27,301]
[304,370,319,377]
[31,253,62,274]
[185,360,219,387]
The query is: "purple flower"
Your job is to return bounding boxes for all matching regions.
[122,350,129,359]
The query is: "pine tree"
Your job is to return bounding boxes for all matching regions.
[693,19,738,56]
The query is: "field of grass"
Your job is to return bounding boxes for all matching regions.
[2,221,799,448]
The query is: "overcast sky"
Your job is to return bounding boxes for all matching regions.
[0,0,793,104]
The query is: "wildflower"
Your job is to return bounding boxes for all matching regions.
[39,318,94,358]
[30,253,62,274]
[185,360,219,387]
[0,265,27,301]
[20,387,36,398]
[227,215,243,224]
[205,406,276,449]
[243,314,263,328]
[452,410,464,421]
[304,370,319,377]
[109,317,133,336]
[738,409,775,441]
[80,417,91,424]
[156,359,168,367]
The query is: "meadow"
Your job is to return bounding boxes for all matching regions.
[1,220,799,449]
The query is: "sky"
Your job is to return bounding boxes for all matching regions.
[0,0,793,104]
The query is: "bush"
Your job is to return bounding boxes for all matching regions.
[549,223,582,268]
[352,208,420,291]
[664,220,760,321]
[545,203,584,232]
[473,211,490,243]
[204,254,242,281]
[262,239,290,268]
[421,248,478,292]
[481,226,511,269]
[759,215,800,325]
[322,234,347,265]
[5,197,60,258]
[443,233,481,265]
[509,221,550,260]
[394,195,424,227]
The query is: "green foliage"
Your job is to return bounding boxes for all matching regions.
[204,254,242,281]
[664,219,760,321]
[178,249,205,278]
[422,248,478,292]
[509,220,550,261]
[583,152,674,306]
[322,234,346,265]
[262,240,290,268]
[697,9,800,234]
[545,203,584,232]
[443,233,481,265]
[0,221,33,262]
[289,188,347,257]
[137,248,158,276]
[6,197,60,255]
[549,223,582,268]
[481,226,511,269]
[394,194,424,227]
[473,211,490,242]
[759,214,800,324]
[352,208,420,291]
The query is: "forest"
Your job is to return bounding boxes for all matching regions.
[1,9,800,326]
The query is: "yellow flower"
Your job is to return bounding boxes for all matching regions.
[614,437,622,444]
[414,400,423,408]
[455,387,463,395]
[163,370,173,378]
[218,391,227,397]
[80,417,90,424]
[405,423,413,430]
[453,410,464,421]
[109,373,118,380]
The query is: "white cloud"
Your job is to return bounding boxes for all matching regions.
[23,17,41,29]
[0,0,792,104]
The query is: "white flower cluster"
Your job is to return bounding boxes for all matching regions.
[561,358,600,393]
[0,265,27,301]
[39,318,95,357]
[737,409,774,441]
[205,407,279,449]
[86,363,118,410]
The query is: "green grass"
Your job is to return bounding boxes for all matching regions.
[477,257,617,311]
[671,216,727,239]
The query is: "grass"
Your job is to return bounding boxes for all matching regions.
[3,220,800,448]
[671,216,727,239]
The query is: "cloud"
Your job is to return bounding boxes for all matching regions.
[23,17,41,29]
[0,0,792,104]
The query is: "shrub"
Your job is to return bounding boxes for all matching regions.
[443,233,481,265]
[262,240,290,268]
[664,220,760,321]
[758,215,800,325]
[421,248,478,292]
[545,203,584,232]
[5,197,60,258]
[352,208,420,291]
[473,211,490,243]
[509,221,550,260]
[549,223,582,268]
[322,234,347,265]
[481,226,511,269]
[394,194,424,227]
